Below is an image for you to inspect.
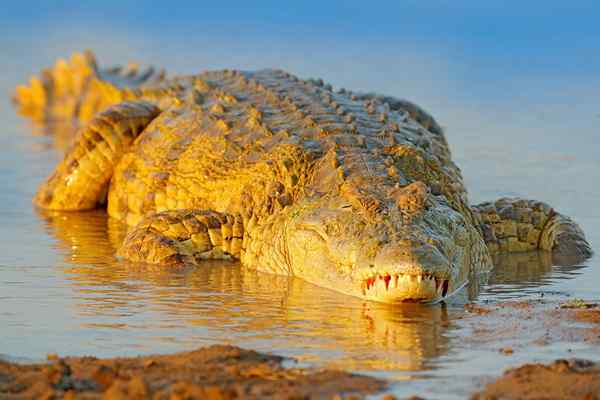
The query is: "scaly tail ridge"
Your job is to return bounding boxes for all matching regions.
[13,50,168,123]
[13,51,97,121]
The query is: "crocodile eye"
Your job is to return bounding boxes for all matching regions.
[298,224,329,243]
[340,204,352,209]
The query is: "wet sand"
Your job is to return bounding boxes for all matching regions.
[461,298,600,347]
[467,299,600,400]
[0,345,385,399]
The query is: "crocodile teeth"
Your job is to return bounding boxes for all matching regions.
[442,280,449,297]
[362,272,441,294]
[434,277,450,297]
[383,274,391,290]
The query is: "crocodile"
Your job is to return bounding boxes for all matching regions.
[13,51,593,303]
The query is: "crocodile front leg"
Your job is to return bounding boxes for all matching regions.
[117,210,244,265]
[34,101,161,210]
[472,198,592,259]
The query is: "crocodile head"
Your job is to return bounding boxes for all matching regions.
[282,181,480,303]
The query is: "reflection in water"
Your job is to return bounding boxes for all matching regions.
[37,209,453,374]
[490,251,585,285]
[35,208,587,376]
[26,120,79,153]
[475,252,587,301]
[38,209,125,262]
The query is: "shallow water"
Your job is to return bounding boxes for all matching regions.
[2,13,600,398]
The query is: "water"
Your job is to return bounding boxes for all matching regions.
[1,5,600,398]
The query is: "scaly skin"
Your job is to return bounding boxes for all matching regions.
[13,52,593,303]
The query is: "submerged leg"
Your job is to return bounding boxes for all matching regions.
[117,210,244,265]
[35,101,161,210]
[472,197,592,259]
[13,50,166,123]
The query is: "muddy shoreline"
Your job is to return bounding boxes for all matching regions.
[472,358,600,400]
[0,345,385,399]
[467,298,600,400]
[3,299,600,399]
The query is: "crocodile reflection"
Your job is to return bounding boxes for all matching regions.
[36,209,586,373]
[37,209,453,372]
[466,251,587,300]
[26,120,79,153]
[490,251,585,284]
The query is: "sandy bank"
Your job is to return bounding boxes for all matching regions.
[472,358,600,400]
[0,345,385,399]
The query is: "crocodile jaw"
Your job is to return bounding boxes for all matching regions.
[358,272,454,303]
[285,243,461,304]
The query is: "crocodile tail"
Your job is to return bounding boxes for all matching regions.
[12,50,168,123]
[539,212,593,262]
